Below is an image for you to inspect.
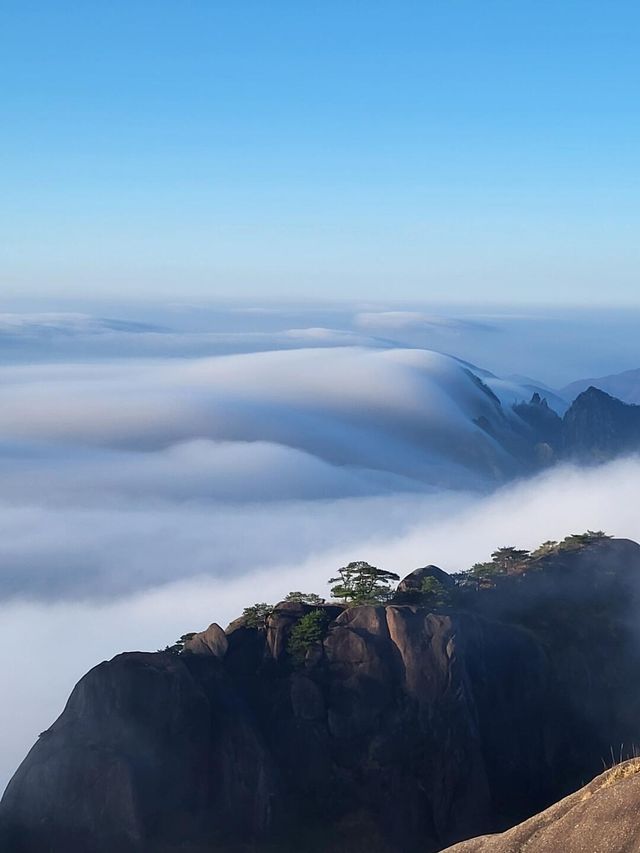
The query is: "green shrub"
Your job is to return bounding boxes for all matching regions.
[490,546,530,572]
[560,531,612,550]
[419,576,449,606]
[287,609,330,664]
[162,633,196,654]
[531,540,559,558]
[242,603,274,628]
[285,591,326,605]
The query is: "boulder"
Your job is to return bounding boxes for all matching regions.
[394,565,454,603]
[0,652,280,853]
[183,622,228,658]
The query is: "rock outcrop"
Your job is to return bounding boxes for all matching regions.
[501,386,640,467]
[561,385,640,460]
[512,391,563,448]
[3,538,640,853]
[393,565,454,603]
[184,622,228,657]
[441,758,640,853]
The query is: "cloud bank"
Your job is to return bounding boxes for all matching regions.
[1,305,640,793]
[0,345,550,601]
[2,456,640,791]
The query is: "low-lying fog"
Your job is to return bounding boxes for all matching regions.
[1,300,640,791]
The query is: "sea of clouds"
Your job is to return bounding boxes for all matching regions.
[1,302,640,790]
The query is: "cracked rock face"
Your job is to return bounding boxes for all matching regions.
[3,539,640,853]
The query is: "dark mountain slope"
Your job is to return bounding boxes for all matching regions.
[562,385,640,460]
[500,385,640,466]
[3,538,640,853]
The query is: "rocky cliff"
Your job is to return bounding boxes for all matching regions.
[505,385,640,466]
[562,385,640,460]
[3,538,640,853]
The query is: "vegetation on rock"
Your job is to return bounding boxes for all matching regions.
[419,576,450,606]
[287,608,330,664]
[162,633,196,654]
[284,591,326,605]
[242,602,274,627]
[329,560,400,605]
[166,530,613,650]
[491,546,531,572]
[451,530,613,591]
[7,528,633,853]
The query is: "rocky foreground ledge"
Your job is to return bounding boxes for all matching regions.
[442,758,640,853]
[3,537,640,853]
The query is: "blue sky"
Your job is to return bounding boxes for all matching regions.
[2,1,640,303]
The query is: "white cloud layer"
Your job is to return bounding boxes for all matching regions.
[1,307,639,793]
[2,456,640,791]
[0,346,551,602]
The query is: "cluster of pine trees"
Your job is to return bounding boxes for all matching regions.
[166,531,612,658]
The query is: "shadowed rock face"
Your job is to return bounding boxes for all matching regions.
[561,385,640,460]
[0,652,281,853]
[441,759,640,853]
[3,539,640,853]
[501,386,640,467]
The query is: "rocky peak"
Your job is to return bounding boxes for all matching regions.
[562,385,640,459]
[183,622,229,658]
[511,393,563,447]
[4,539,640,852]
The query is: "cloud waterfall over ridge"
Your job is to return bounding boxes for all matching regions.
[4,318,639,794]
[0,346,544,600]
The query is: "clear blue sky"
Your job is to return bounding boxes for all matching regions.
[2,1,640,303]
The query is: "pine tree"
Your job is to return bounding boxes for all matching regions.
[329,561,399,606]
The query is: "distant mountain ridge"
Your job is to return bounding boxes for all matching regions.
[562,366,640,404]
[561,385,640,460]
[480,385,640,467]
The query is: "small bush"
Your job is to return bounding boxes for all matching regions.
[242,603,274,628]
[287,609,329,665]
[491,547,530,573]
[531,540,559,558]
[162,633,196,654]
[560,531,612,551]
[285,591,326,605]
[419,577,449,606]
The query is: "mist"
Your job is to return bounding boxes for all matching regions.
[0,344,553,601]
[2,456,640,790]
[2,303,640,793]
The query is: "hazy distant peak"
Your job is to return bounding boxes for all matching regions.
[562,367,640,405]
